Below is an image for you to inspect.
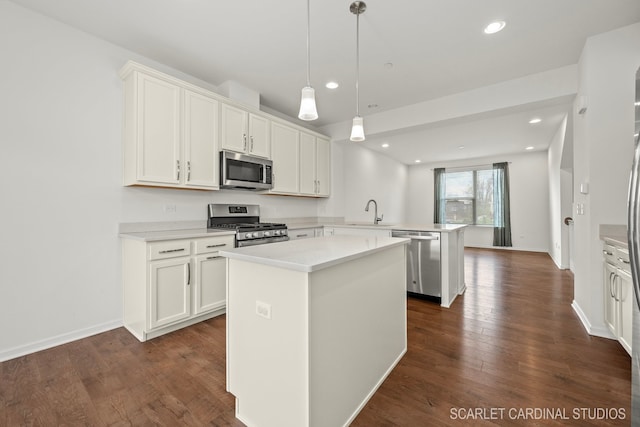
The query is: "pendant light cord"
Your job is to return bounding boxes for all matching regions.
[355,6,360,117]
[306,0,311,87]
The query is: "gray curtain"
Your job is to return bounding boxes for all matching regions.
[434,168,446,223]
[493,162,512,246]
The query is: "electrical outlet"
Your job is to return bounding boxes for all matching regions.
[256,301,271,319]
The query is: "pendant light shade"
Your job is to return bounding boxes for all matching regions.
[299,86,318,121]
[350,116,365,141]
[350,1,366,141]
[298,0,318,121]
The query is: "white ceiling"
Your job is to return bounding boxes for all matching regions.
[9,0,640,164]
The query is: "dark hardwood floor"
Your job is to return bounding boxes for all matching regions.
[1,248,631,426]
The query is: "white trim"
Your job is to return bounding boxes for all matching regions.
[0,319,122,362]
[571,300,615,339]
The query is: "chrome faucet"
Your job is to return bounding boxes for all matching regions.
[365,199,384,225]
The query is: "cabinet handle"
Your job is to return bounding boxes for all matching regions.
[206,243,227,248]
[206,255,221,260]
[187,161,191,181]
[609,272,616,299]
[603,250,613,256]
[187,262,191,285]
[176,160,180,180]
[296,233,309,238]
[617,257,630,264]
[159,248,185,254]
[243,134,247,151]
[250,135,254,152]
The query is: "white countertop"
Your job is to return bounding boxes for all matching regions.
[119,228,236,242]
[288,222,467,233]
[599,224,627,248]
[336,223,467,233]
[219,235,410,273]
[119,222,466,242]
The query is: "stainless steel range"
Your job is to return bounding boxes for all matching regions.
[207,204,289,247]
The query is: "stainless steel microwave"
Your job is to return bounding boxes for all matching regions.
[220,150,273,190]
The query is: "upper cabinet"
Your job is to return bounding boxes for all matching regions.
[299,132,331,197]
[120,61,330,196]
[270,122,300,194]
[183,90,219,188]
[221,104,270,158]
[121,62,219,190]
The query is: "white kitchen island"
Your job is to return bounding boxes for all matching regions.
[219,235,409,427]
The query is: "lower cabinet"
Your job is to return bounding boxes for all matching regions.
[123,234,234,341]
[288,227,323,240]
[327,226,392,238]
[602,242,632,355]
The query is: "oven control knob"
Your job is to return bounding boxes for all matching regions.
[264,231,271,237]
[274,230,280,236]
[245,233,253,239]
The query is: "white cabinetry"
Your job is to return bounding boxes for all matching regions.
[122,234,234,341]
[299,133,330,197]
[221,104,270,158]
[121,62,219,190]
[270,122,300,194]
[288,227,323,240]
[603,241,632,355]
[326,226,392,238]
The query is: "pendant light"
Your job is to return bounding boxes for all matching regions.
[349,1,366,141]
[298,0,318,121]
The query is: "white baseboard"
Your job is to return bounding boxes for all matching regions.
[571,300,615,339]
[0,319,123,362]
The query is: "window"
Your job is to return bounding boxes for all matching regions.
[442,168,494,225]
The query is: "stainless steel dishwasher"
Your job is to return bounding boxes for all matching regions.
[391,230,441,301]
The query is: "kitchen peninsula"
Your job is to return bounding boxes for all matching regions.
[220,235,409,427]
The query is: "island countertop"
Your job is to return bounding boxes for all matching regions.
[219,235,409,273]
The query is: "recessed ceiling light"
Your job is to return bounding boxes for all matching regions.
[525,146,535,150]
[484,20,506,34]
[458,145,465,149]
[325,81,339,89]
[415,159,421,163]
[381,143,389,148]
[529,118,542,124]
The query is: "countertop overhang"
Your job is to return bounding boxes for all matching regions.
[219,235,410,273]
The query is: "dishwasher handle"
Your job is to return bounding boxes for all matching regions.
[392,233,439,241]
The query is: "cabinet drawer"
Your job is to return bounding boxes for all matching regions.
[615,248,631,273]
[148,240,191,261]
[194,235,235,254]
[602,243,616,265]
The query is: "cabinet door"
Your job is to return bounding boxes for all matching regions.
[618,269,633,354]
[194,254,227,314]
[299,132,316,196]
[270,122,299,193]
[150,257,191,329]
[248,114,271,158]
[221,103,248,153]
[603,262,618,335]
[316,137,331,197]
[184,90,218,188]
[137,73,181,184]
